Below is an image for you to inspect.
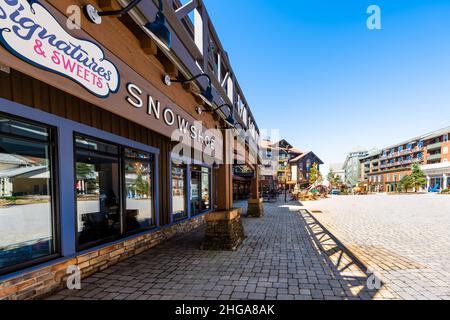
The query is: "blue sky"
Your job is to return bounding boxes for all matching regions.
[203,0,450,164]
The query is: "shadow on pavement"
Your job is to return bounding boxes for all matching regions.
[297,208,383,300]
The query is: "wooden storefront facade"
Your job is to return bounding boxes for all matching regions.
[0,0,261,299]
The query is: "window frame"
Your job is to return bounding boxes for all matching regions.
[190,165,212,216]
[170,163,188,223]
[73,133,157,251]
[122,147,156,237]
[0,112,61,276]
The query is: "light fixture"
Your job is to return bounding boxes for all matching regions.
[164,73,214,103]
[144,0,171,50]
[200,103,236,128]
[195,106,203,115]
[163,74,172,86]
[84,0,171,50]
[84,0,145,25]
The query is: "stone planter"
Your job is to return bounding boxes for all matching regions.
[202,208,246,251]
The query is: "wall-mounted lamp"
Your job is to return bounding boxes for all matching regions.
[164,73,214,103]
[84,0,171,50]
[84,0,145,25]
[144,0,171,50]
[199,103,236,128]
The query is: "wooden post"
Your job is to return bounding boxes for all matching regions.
[247,160,264,218]
[203,129,245,251]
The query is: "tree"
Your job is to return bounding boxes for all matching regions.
[327,170,336,188]
[398,175,413,193]
[309,163,323,187]
[335,175,342,187]
[134,173,150,198]
[410,163,426,192]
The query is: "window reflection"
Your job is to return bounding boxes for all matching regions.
[75,136,121,247]
[0,116,55,272]
[172,164,186,221]
[190,166,211,215]
[75,136,155,249]
[124,148,153,233]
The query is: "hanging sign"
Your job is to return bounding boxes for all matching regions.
[0,0,120,98]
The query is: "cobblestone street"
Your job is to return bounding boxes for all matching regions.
[47,200,388,300]
[303,194,450,300]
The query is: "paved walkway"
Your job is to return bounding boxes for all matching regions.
[303,194,450,300]
[47,199,387,300]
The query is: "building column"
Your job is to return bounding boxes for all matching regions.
[426,176,431,192]
[247,164,264,218]
[203,129,245,251]
[443,174,448,190]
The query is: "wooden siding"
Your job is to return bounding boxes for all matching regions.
[0,69,172,226]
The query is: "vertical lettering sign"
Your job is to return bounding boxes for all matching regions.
[0,0,120,98]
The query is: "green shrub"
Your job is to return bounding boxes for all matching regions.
[441,189,450,194]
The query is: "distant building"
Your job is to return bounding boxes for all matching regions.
[359,150,383,192]
[342,148,369,187]
[360,127,450,192]
[259,138,279,193]
[276,140,294,188]
[329,163,345,186]
[289,151,324,188]
[259,139,324,191]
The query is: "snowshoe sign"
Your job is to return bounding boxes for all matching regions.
[0,0,120,98]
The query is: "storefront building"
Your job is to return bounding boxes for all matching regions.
[0,0,261,299]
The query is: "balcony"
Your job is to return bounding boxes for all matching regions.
[427,142,442,151]
[427,154,442,162]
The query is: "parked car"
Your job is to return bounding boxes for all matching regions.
[331,189,341,195]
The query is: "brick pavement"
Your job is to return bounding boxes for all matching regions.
[303,194,450,300]
[47,199,385,300]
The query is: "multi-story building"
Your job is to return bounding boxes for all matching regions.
[361,127,450,192]
[342,148,369,187]
[328,163,345,187]
[259,139,324,191]
[259,138,279,193]
[360,150,383,192]
[289,151,324,188]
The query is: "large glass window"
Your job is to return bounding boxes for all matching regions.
[172,164,187,221]
[75,135,155,249]
[0,115,57,274]
[124,148,154,233]
[190,166,211,215]
[75,136,121,248]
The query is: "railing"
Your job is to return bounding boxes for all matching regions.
[380,146,422,160]
[121,0,260,141]
[427,153,442,162]
[427,142,442,151]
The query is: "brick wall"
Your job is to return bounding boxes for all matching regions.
[0,216,205,300]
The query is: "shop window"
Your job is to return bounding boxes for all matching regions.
[172,164,187,221]
[123,148,154,233]
[75,136,121,248]
[190,166,211,215]
[75,135,155,250]
[0,114,57,274]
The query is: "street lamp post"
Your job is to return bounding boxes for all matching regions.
[284,161,288,203]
